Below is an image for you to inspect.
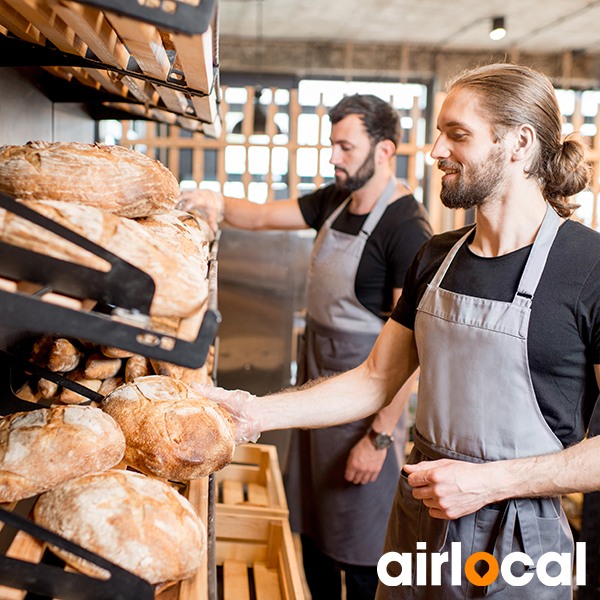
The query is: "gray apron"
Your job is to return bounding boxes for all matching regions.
[285,176,408,565]
[377,205,573,599]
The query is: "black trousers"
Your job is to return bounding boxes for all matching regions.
[301,534,380,600]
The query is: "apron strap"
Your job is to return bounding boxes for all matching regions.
[514,204,561,306]
[486,498,544,595]
[359,175,398,238]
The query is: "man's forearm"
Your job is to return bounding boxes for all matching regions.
[492,434,600,501]
[256,362,394,433]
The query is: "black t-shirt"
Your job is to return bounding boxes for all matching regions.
[298,184,432,319]
[391,219,600,446]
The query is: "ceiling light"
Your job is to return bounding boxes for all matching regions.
[490,17,506,41]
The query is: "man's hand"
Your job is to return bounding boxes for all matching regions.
[344,435,387,485]
[404,459,499,519]
[190,383,261,445]
[178,189,224,233]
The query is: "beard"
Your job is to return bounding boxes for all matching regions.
[439,145,507,210]
[335,145,376,193]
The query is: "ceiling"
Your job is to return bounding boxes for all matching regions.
[218,0,600,55]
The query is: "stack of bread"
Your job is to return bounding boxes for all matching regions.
[0,141,231,590]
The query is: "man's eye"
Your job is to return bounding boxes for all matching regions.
[450,133,466,141]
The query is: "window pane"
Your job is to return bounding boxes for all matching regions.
[225,146,246,174]
[297,148,318,177]
[248,146,270,175]
[298,114,320,146]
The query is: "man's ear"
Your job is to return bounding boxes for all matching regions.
[511,124,536,162]
[377,139,397,163]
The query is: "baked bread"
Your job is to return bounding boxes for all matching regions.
[33,469,205,585]
[0,406,125,502]
[101,376,235,480]
[0,141,179,218]
[0,200,209,318]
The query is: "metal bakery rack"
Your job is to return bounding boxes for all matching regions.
[0,186,220,600]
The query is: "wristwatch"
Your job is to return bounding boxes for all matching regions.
[367,427,394,450]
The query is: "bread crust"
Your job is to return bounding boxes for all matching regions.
[101,376,235,480]
[0,200,209,318]
[33,469,206,585]
[0,141,179,218]
[0,406,125,502]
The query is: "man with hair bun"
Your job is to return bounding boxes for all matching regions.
[181,93,432,600]
[200,63,600,599]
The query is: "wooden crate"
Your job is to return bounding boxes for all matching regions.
[215,444,288,518]
[216,512,305,600]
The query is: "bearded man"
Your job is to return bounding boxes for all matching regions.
[180,93,432,600]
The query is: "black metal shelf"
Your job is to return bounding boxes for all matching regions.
[0,192,221,369]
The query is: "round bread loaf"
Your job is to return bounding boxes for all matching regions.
[0,406,125,502]
[0,141,179,218]
[101,376,235,480]
[33,469,205,585]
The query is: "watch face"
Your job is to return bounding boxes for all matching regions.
[374,432,393,449]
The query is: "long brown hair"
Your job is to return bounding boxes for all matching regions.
[450,64,591,217]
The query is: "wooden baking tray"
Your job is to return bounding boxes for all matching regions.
[0,0,221,135]
[215,444,288,518]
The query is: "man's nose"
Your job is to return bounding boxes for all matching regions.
[431,135,449,160]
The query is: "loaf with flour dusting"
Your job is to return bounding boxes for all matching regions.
[33,469,205,585]
[0,141,179,218]
[101,376,235,480]
[0,405,125,502]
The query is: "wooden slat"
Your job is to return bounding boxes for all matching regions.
[3,0,81,54]
[171,26,213,94]
[104,13,169,78]
[246,483,269,507]
[253,563,282,600]
[223,560,250,600]
[103,12,189,114]
[53,1,128,69]
[222,480,244,506]
[0,0,44,43]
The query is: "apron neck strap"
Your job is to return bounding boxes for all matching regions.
[514,204,561,304]
[360,175,398,237]
[322,175,398,236]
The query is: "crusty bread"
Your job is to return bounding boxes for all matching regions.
[101,376,235,480]
[0,406,125,502]
[0,200,209,318]
[0,141,179,218]
[33,469,205,585]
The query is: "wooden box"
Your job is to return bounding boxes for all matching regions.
[215,512,304,600]
[215,444,288,518]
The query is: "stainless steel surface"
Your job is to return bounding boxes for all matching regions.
[216,227,315,458]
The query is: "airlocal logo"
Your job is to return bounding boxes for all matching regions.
[378,542,586,588]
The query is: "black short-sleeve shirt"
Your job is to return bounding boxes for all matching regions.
[391,219,600,446]
[298,184,432,319]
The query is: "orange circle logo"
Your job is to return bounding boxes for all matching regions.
[464,552,499,586]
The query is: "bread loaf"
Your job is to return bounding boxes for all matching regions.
[59,370,102,404]
[101,376,235,480]
[33,469,205,585]
[46,338,82,372]
[0,141,179,218]
[0,200,209,318]
[84,353,121,380]
[0,406,125,502]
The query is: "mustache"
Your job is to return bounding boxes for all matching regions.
[437,160,461,172]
